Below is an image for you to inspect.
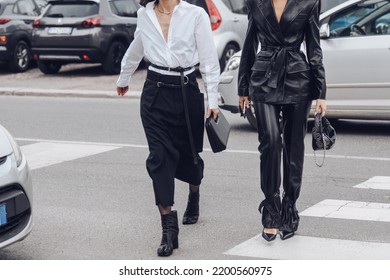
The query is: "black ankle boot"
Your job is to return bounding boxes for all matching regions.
[157,211,179,257]
[182,191,199,225]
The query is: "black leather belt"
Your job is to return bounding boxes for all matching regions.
[150,63,194,72]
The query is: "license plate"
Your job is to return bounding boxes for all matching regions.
[48,27,73,35]
[0,203,7,226]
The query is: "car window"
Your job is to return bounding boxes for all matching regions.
[374,12,390,33]
[328,0,388,37]
[44,3,99,17]
[34,0,48,14]
[109,0,138,17]
[222,0,248,14]
[13,0,38,16]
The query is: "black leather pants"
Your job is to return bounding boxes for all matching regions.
[254,101,311,229]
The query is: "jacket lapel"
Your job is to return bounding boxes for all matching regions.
[256,0,281,35]
[279,0,305,31]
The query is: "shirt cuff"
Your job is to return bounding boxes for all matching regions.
[208,93,219,109]
[116,75,130,88]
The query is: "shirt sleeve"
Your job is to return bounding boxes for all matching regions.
[116,19,144,88]
[195,9,220,109]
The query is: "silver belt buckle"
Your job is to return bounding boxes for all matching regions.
[183,75,189,85]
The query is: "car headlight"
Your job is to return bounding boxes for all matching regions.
[2,128,23,167]
[226,56,240,71]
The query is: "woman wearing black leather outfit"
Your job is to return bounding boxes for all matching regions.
[238,0,327,241]
[117,0,220,256]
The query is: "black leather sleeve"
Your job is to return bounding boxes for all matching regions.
[238,1,259,97]
[305,0,327,100]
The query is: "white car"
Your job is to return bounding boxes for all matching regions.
[219,0,390,128]
[187,0,248,70]
[0,124,33,249]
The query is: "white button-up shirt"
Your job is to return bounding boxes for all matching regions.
[116,0,220,109]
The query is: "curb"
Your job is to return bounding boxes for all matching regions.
[0,87,142,99]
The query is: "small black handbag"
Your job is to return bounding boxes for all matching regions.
[205,111,231,153]
[312,114,336,167]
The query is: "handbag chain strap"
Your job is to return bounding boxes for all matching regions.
[314,115,326,167]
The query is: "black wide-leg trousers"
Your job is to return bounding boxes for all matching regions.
[140,70,205,207]
[253,101,312,230]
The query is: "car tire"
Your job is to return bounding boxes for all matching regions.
[246,105,258,131]
[220,43,239,72]
[8,40,31,73]
[103,41,126,75]
[37,60,62,74]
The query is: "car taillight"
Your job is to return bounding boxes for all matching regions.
[81,16,102,28]
[0,18,11,24]
[0,35,6,44]
[33,19,41,27]
[205,0,222,31]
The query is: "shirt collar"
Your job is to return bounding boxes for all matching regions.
[146,0,183,12]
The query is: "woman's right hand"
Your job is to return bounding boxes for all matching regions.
[117,86,129,96]
[239,96,251,116]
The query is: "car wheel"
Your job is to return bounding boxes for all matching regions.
[8,40,31,73]
[103,41,126,75]
[37,60,62,74]
[220,43,239,72]
[245,105,258,131]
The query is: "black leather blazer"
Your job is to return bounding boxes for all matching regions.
[238,0,326,103]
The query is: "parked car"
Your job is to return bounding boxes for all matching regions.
[186,0,248,71]
[31,0,140,74]
[218,0,390,129]
[0,0,47,72]
[0,124,33,249]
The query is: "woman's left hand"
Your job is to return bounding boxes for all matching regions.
[206,107,219,120]
[315,99,327,116]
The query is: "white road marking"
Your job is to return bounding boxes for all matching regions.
[354,176,390,190]
[224,234,390,260]
[20,142,120,170]
[300,199,390,222]
[16,137,390,162]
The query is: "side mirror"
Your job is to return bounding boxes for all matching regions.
[320,23,330,39]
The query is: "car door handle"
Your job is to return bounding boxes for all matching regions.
[232,18,239,23]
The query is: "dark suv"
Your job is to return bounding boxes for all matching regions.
[0,0,47,72]
[31,0,139,74]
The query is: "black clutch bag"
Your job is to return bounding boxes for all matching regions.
[205,111,231,153]
[312,114,336,167]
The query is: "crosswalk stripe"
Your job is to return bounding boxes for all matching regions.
[224,235,390,260]
[353,176,390,190]
[21,142,120,170]
[300,199,390,222]
[15,137,390,162]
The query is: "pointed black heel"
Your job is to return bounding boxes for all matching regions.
[279,230,295,240]
[182,190,199,225]
[262,228,277,242]
[157,211,179,257]
[279,196,299,241]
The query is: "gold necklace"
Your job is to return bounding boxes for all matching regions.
[155,5,174,15]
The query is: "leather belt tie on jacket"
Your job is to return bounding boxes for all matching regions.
[149,63,198,165]
[262,45,301,89]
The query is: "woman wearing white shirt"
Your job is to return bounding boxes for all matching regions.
[116,0,220,257]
